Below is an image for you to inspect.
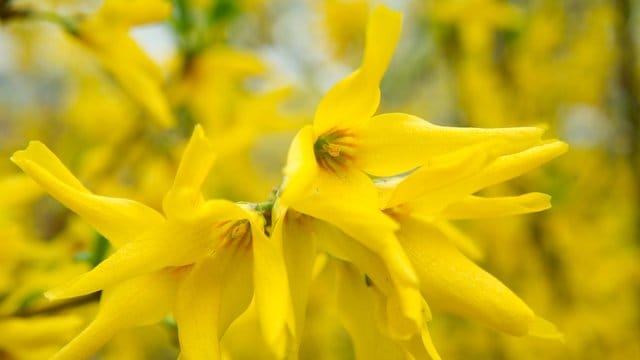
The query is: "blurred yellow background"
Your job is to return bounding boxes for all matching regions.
[0,0,638,359]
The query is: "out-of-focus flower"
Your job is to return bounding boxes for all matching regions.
[74,0,174,128]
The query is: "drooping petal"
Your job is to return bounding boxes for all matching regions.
[280,125,319,206]
[335,262,406,360]
[249,209,294,357]
[11,141,163,248]
[273,208,317,347]
[397,216,543,336]
[175,249,253,360]
[401,326,442,360]
[314,219,425,339]
[441,193,552,220]
[52,270,179,360]
[163,125,216,218]
[356,113,545,177]
[313,5,401,134]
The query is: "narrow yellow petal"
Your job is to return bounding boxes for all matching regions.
[360,5,403,84]
[163,125,216,218]
[46,217,227,299]
[384,143,493,209]
[401,140,568,217]
[313,5,402,134]
[175,250,253,360]
[314,219,424,339]
[335,262,406,360]
[82,32,173,128]
[440,140,568,197]
[52,270,178,360]
[280,125,319,206]
[398,217,537,336]
[528,316,564,341]
[217,250,255,337]
[441,193,552,220]
[51,316,116,360]
[401,326,442,360]
[249,210,294,357]
[11,141,164,248]
[274,210,317,345]
[357,113,545,177]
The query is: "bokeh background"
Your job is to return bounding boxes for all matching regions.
[0,0,639,359]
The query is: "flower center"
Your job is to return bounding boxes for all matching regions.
[313,129,356,173]
[219,219,252,249]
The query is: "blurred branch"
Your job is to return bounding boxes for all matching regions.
[0,0,78,35]
[11,293,100,318]
[615,0,640,237]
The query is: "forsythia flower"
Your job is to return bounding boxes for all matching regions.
[11,126,293,359]
[74,0,174,127]
[379,140,567,339]
[274,7,557,356]
[5,3,571,359]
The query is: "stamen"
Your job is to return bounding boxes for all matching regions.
[313,128,356,173]
[218,219,252,249]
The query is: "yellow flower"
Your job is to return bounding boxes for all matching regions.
[11,125,293,359]
[75,0,174,128]
[379,138,568,339]
[278,4,552,344]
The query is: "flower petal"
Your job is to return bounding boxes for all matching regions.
[249,210,294,357]
[175,249,253,360]
[432,221,484,261]
[403,140,568,217]
[314,219,424,339]
[82,30,174,128]
[274,209,317,346]
[357,113,546,177]
[384,143,494,209]
[398,217,539,336]
[313,5,401,134]
[52,270,178,360]
[441,193,552,220]
[335,262,406,360]
[11,141,163,248]
[163,125,216,218]
[401,326,442,360]
[45,208,242,300]
[280,125,319,206]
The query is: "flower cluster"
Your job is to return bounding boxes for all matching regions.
[5,2,569,360]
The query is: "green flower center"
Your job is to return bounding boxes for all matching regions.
[313,129,356,173]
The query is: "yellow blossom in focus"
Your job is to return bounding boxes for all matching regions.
[12,125,294,359]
